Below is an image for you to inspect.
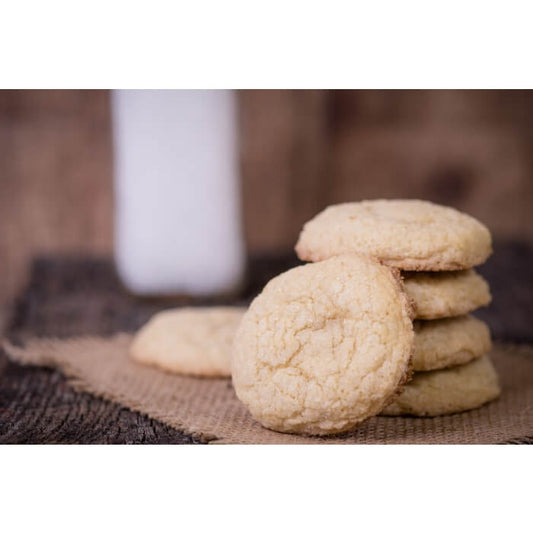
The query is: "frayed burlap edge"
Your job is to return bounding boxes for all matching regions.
[3,335,533,444]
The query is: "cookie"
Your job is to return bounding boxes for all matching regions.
[232,253,414,436]
[129,307,245,377]
[412,314,491,371]
[382,355,501,416]
[295,199,492,271]
[403,269,491,320]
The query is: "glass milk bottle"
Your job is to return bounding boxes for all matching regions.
[112,90,245,296]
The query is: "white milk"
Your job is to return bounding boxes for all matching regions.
[112,90,245,296]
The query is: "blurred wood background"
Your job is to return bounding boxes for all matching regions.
[2,89,533,317]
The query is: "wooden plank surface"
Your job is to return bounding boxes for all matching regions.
[0,90,113,310]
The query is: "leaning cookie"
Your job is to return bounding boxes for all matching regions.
[232,254,414,436]
[403,269,491,320]
[412,314,491,371]
[382,356,501,417]
[295,199,492,271]
[130,307,246,377]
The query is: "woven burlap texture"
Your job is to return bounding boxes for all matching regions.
[4,335,533,444]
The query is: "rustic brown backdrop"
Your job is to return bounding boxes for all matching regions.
[2,90,533,323]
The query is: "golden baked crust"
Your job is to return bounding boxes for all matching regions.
[231,254,414,436]
[295,199,492,271]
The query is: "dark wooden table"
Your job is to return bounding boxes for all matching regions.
[1,243,532,444]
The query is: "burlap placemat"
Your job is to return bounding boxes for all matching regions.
[4,335,533,444]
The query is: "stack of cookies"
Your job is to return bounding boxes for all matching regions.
[130,199,501,438]
[232,199,501,436]
[294,199,500,418]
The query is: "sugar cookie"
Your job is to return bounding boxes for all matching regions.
[232,254,414,436]
[130,307,245,377]
[404,269,491,320]
[295,199,492,271]
[382,356,500,416]
[412,314,491,371]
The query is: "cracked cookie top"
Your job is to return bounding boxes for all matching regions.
[231,253,414,436]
